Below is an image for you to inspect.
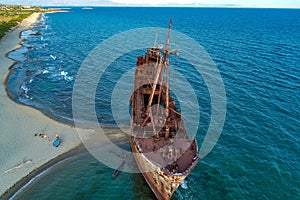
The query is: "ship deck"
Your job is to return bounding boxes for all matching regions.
[132,128,198,174]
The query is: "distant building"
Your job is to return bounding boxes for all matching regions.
[21,5,32,10]
[0,5,10,10]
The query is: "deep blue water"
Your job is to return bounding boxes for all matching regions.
[7,7,300,199]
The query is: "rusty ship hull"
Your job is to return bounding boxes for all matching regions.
[130,136,198,200]
[130,18,199,200]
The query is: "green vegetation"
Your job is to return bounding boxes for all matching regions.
[0,4,43,40]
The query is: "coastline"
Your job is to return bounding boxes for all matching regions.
[0,12,82,196]
[1,135,129,199]
[1,129,129,199]
[0,144,87,200]
[0,11,129,198]
[0,13,88,197]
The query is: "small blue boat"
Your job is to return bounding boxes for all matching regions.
[53,137,61,147]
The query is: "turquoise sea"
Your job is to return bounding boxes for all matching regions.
[7,7,300,199]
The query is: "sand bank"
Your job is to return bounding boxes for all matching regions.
[0,12,83,196]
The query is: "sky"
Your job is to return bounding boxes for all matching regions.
[2,0,300,8]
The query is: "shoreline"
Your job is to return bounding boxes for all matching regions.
[0,143,86,200]
[3,12,67,127]
[0,11,82,196]
[1,137,129,199]
[0,12,128,198]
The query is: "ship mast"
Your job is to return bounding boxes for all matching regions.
[142,18,172,140]
[164,18,172,139]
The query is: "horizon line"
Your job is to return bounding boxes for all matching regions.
[1,3,300,9]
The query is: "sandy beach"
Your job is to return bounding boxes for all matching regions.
[0,13,83,196]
